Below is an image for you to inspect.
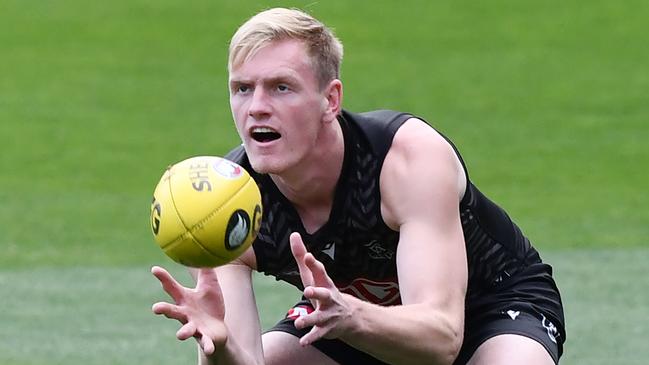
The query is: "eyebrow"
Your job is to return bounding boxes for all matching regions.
[230,69,302,87]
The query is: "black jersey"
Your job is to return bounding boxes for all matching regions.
[225,109,565,340]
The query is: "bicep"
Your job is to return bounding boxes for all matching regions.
[381,118,467,311]
[397,220,467,312]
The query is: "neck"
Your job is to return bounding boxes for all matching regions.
[270,119,345,232]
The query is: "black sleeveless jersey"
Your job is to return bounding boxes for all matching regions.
[225,109,564,331]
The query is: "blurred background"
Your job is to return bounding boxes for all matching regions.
[1,1,647,364]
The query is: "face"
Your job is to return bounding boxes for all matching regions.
[229,39,338,175]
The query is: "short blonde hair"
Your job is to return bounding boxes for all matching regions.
[228,8,343,89]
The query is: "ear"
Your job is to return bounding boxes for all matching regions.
[321,79,343,124]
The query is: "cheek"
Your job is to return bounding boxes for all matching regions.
[230,97,244,117]
[230,99,247,128]
[234,121,246,140]
[229,113,246,140]
[288,120,320,149]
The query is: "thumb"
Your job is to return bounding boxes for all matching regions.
[290,232,314,287]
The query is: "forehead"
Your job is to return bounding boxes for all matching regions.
[229,39,316,83]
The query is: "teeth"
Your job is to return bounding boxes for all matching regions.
[252,127,277,133]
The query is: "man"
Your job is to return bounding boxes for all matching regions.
[152,7,565,365]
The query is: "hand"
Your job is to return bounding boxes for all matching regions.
[151,266,227,355]
[289,232,353,346]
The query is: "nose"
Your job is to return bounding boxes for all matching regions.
[248,87,271,120]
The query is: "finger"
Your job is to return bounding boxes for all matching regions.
[200,334,216,355]
[289,232,314,287]
[294,309,322,330]
[152,302,188,323]
[289,232,307,262]
[304,253,335,288]
[300,325,328,346]
[176,322,197,341]
[151,266,186,303]
[303,286,333,303]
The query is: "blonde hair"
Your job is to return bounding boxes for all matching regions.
[229,8,343,89]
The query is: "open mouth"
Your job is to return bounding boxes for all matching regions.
[251,127,281,143]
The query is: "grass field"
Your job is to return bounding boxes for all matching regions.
[1,0,648,364]
[1,249,648,364]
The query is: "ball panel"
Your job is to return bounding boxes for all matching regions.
[151,170,190,249]
[163,231,231,267]
[168,157,248,227]
[191,177,261,260]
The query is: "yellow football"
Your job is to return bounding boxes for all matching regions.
[150,156,262,267]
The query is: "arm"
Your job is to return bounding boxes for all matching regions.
[152,248,264,365]
[292,118,468,365]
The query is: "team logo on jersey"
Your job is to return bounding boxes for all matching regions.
[338,278,400,305]
[364,240,394,260]
[286,305,314,320]
[322,241,336,260]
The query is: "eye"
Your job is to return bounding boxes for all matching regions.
[277,84,289,92]
[231,83,251,94]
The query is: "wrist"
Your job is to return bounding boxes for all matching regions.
[338,293,366,342]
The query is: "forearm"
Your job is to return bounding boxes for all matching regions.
[339,294,463,365]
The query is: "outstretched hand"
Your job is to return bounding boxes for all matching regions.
[151,266,227,355]
[289,232,353,346]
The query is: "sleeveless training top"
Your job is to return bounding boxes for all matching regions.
[225,109,564,329]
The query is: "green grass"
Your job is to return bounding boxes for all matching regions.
[1,249,647,364]
[1,0,648,364]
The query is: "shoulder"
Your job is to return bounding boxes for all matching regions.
[380,118,466,229]
[341,109,413,158]
[388,118,457,160]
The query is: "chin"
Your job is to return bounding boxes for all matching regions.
[246,147,300,176]
[248,157,281,175]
